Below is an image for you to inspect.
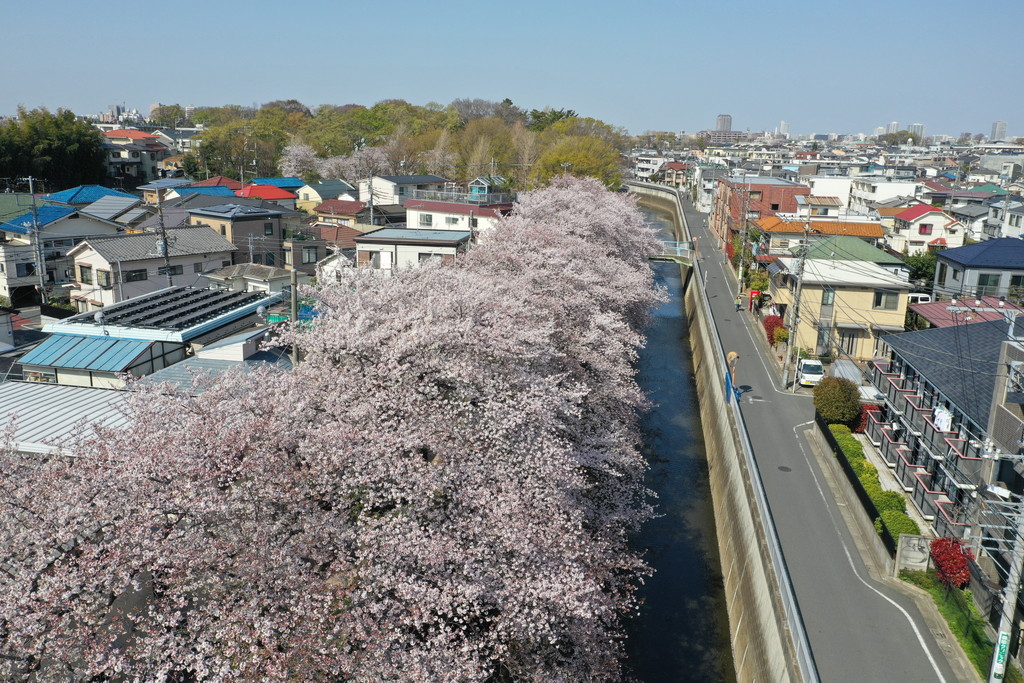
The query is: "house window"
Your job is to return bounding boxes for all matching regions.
[264,222,274,236]
[158,265,184,276]
[445,216,460,226]
[265,253,275,266]
[131,151,139,158]
[79,264,92,284]
[937,262,948,283]
[977,273,1000,296]
[303,193,309,200]
[777,239,790,249]
[284,250,293,265]
[340,218,352,226]
[771,203,780,211]
[97,270,111,287]
[124,269,147,282]
[873,290,899,310]
[419,252,440,263]
[194,262,203,273]
[419,213,433,227]
[748,191,762,201]
[470,218,478,228]
[220,226,227,236]
[952,268,961,281]
[302,246,318,264]
[919,223,933,235]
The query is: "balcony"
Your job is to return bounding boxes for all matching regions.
[904,395,933,435]
[870,360,895,389]
[879,427,907,467]
[886,378,914,411]
[911,471,945,521]
[945,438,986,485]
[409,189,514,205]
[896,449,926,490]
[866,410,890,447]
[921,415,958,460]
[935,500,970,540]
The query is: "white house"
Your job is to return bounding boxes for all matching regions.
[848,177,923,214]
[354,228,471,271]
[67,227,237,310]
[887,204,965,255]
[358,175,450,206]
[403,200,510,239]
[205,263,311,294]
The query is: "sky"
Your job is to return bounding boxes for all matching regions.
[2,0,1021,139]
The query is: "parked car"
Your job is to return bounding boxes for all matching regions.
[797,358,825,387]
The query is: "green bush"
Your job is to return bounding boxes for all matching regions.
[874,490,907,514]
[830,424,852,436]
[879,509,920,538]
[815,377,862,425]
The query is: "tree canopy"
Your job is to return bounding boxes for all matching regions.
[0,107,106,190]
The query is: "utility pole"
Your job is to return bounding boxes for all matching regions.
[26,177,49,305]
[783,220,811,391]
[156,191,173,287]
[737,173,751,295]
[290,268,299,367]
[248,234,256,263]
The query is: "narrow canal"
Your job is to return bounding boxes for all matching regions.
[623,206,735,682]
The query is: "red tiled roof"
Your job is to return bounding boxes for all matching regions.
[315,199,365,215]
[104,129,157,140]
[313,223,372,249]
[190,176,243,190]
[910,296,1023,328]
[403,200,511,219]
[923,179,952,192]
[236,184,296,200]
[665,162,688,171]
[929,238,948,246]
[895,204,945,222]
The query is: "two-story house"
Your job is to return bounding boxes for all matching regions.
[768,257,909,359]
[982,197,1024,241]
[358,175,450,206]
[354,228,471,271]
[186,204,286,267]
[403,200,511,239]
[102,129,174,187]
[933,238,1024,300]
[295,179,357,212]
[66,227,237,310]
[888,204,965,255]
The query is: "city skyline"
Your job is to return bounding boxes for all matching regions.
[2,0,1021,138]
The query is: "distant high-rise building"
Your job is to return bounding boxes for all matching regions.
[873,126,885,137]
[992,120,1007,141]
[779,120,790,137]
[908,123,925,139]
[185,104,196,120]
[886,121,899,135]
[716,114,732,132]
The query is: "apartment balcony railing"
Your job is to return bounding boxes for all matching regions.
[935,500,970,540]
[905,395,933,436]
[409,189,515,205]
[879,427,907,467]
[920,415,959,461]
[886,377,914,411]
[945,437,986,485]
[866,411,890,447]
[870,360,896,390]
[896,449,927,491]
[911,471,945,521]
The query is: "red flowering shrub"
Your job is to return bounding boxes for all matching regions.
[931,537,974,589]
[853,403,881,434]
[763,315,784,345]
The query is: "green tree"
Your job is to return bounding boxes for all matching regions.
[528,107,577,132]
[0,106,106,189]
[813,377,862,425]
[904,249,938,284]
[531,136,622,188]
[150,104,185,127]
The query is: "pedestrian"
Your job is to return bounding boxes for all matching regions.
[735,293,743,312]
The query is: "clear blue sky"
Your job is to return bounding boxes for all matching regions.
[3,0,1020,138]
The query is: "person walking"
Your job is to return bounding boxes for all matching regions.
[735,293,743,312]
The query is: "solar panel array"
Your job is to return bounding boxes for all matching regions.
[80,287,266,331]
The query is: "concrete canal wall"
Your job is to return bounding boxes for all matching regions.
[628,182,815,683]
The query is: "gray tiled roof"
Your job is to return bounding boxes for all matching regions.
[187,204,284,219]
[77,227,236,263]
[80,195,141,221]
[885,318,1022,427]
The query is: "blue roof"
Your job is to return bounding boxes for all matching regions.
[938,238,1024,269]
[44,185,136,204]
[0,205,77,234]
[252,177,303,188]
[19,334,154,372]
[174,186,237,197]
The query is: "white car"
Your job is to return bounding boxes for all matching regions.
[797,359,825,387]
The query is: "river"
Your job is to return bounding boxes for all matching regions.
[623,206,735,682]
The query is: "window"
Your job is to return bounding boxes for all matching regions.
[419,213,433,227]
[748,191,762,201]
[770,203,780,211]
[284,249,293,265]
[194,262,203,273]
[264,222,274,236]
[303,193,309,200]
[340,217,352,226]
[419,252,440,263]
[445,216,460,226]
[97,270,111,287]
[873,290,899,310]
[220,226,227,236]
[158,265,184,276]
[821,287,835,305]
[777,239,790,248]
[124,269,147,282]
[79,264,92,284]
[918,223,933,235]
[302,246,318,264]
[131,151,139,158]
[978,272,1000,296]
[470,217,478,228]
[952,267,961,281]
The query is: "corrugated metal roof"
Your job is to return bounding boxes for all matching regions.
[44,185,136,205]
[20,334,154,371]
[142,353,292,392]
[116,207,150,224]
[80,195,141,220]
[0,382,130,453]
[251,177,303,188]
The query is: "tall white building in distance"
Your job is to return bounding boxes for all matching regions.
[716,114,732,132]
[886,121,899,134]
[908,123,925,139]
[779,120,790,137]
[992,120,1008,141]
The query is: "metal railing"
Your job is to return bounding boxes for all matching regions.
[628,181,819,683]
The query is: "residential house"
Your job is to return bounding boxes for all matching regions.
[710,175,809,245]
[354,228,471,271]
[142,328,292,392]
[313,199,365,227]
[403,200,511,238]
[794,195,844,219]
[888,204,965,255]
[78,195,152,230]
[634,155,667,180]
[358,175,450,206]
[186,204,286,267]
[44,185,137,207]
[137,178,194,205]
[355,204,406,227]
[755,216,884,257]
[19,333,188,388]
[799,235,910,280]
[0,204,122,306]
[66,227,237,310]
[205,263,309,294]
[950,204,990,241]
[768,257,909,359]
[281,231,328,275]
[250,177,304,192]
[166,186,238,201]
[236,184,298,209]
[102,129,173,187]
[933,238,1024,300]
[982,197,1024,241]
[848,177,923,214]
[909,296,1023,329]
[468,176,510,202]
[295,179,357,212]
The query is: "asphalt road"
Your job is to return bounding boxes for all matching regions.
[681,202,960,683]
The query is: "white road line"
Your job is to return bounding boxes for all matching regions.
[791,422,948,683]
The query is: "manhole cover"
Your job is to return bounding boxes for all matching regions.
[778,466,792,472]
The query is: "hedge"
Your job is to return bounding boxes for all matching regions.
[828,424,919,540]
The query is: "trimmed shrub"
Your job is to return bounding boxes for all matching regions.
[830,424,852,436]
[814,377,862,425]
[878,509,920,538]
[763,315,784,345]
[874,490,907,514]
[773,327,789,346]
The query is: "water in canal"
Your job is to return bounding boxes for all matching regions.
[623,206,735,682]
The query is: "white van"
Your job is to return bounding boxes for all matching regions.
[797,358,825,387]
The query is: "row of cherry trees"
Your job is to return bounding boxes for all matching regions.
[0,178,665,681]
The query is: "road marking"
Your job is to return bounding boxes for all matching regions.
[791,421,948,683]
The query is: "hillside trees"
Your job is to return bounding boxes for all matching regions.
[0,177,663,681]
[0,107,106,188]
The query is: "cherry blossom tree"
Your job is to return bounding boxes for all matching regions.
[0,177,664,681]
[277,142,320,179]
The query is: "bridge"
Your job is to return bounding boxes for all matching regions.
[650,240,695,265]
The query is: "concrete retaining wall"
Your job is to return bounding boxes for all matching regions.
[629,182,814,683]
